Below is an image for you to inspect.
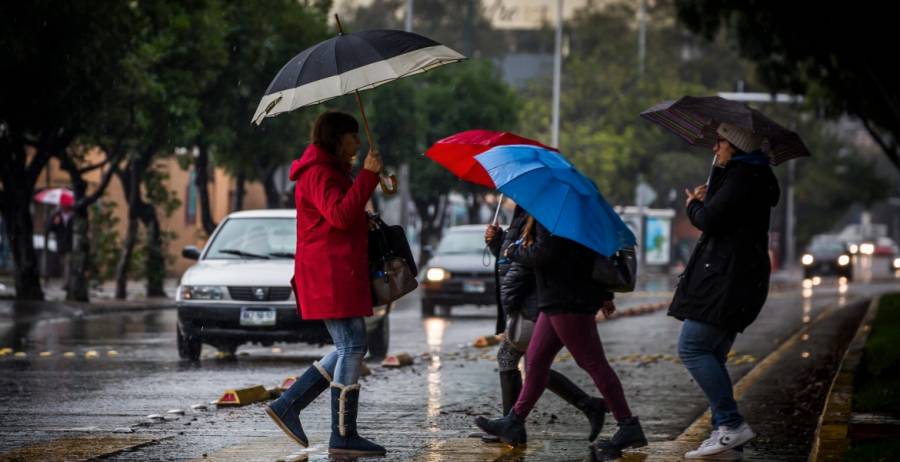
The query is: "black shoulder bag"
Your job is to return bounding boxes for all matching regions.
[591,246,638,293]
[367,214,418,305]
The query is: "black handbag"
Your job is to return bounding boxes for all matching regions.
[367,214,418,305]
[591,246,638,293]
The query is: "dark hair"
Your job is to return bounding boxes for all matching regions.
[311,111,359,157]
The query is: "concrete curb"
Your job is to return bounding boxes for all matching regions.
[808,296,881,462]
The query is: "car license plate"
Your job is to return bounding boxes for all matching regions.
[240,307,276,326]
[462,280,486,293]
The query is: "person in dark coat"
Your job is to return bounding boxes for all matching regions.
[475,217,647,451]
[45,198,74,289]
[483,206,607,443]
[266,111,386,456]
[669,122,780,459]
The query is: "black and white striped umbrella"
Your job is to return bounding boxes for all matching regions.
[252,29,465,125]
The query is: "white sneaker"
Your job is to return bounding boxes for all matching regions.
[685,423,754,459]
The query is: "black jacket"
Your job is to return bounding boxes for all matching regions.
[488,207,539,332]
[508,221,613,315]
[46,211,74,254]
[668,159,780,333]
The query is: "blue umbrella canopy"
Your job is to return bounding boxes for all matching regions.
[474,144,636,257]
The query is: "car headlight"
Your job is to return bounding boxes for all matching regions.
[893,257,900,269]
[180,285,224,301]
[838,255,850,266]
[860,243,875,255]
[801,254,814,266]
[849,244,859,254]
[425,267,450,282]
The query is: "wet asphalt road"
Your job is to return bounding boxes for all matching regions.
[0,276,898,461]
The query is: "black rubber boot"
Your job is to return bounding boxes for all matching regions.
[500,369,523,415]
[474,411,527,445]
[265,361,331,447]
[547,369,607,441]
[592,416,648,451]
[328,383,386,456]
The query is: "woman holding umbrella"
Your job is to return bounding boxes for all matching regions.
[670,123,780,459]
[265,111,386,456]
[475,216,647,450]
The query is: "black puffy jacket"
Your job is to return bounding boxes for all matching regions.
[508,221,613,315]
[668,159,780,333]
[488,207,540,328]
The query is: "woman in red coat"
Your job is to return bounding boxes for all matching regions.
[266,111,386,456]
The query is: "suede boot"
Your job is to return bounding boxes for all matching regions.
[547,369,607,441]
[474,410,527,445]
[592,416,648,451]
[328,383,386,456]
[265,361,331,447]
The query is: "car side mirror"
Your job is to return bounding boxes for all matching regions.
[182,245,201,260]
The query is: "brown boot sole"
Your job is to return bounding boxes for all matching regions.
[265,406,308,447]
[327,447,387,456]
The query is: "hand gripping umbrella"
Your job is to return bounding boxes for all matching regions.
[252,15,466,194]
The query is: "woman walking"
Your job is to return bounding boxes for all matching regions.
[671,123,780,459]
[484,206,607,442]
[266,111,385,456]
[475,217,646,451]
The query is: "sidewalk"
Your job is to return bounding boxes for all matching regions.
[0,277,177,323]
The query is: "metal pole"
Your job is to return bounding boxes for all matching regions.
[786,158,796,267]
[551,0,563,147]
[405,0,413,32]
[638,0,646,77]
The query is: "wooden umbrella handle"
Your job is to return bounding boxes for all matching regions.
[337,14,398,196]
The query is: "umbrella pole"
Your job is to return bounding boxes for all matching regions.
[491,193,504,226]
[335,14,398,196]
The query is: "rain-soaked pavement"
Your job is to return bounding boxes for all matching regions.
[1,274,898,461]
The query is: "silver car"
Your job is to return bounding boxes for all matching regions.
[176,209,390,360]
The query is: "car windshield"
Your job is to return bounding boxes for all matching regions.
[436,230,485,255]
[205,217,295,259]
[809,241,845,255]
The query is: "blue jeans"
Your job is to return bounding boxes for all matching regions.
[318,317,367,385]
[678,319,743,429]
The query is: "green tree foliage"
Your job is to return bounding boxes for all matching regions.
[200,0,331,211]
[673,0,900,170]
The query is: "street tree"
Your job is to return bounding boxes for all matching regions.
[0,1,139,300]
[674,0,900,170]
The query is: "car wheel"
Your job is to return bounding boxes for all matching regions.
[367,315,390,360]
[177,325,202,361]
[421,300,436,317]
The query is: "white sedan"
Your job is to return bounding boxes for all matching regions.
[176,209,390,360]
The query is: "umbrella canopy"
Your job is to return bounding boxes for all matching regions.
[252,29,465,125]
[34,188,73,206]
[640,95,812,165]
[424,130,557,188]
[474,145,636,257]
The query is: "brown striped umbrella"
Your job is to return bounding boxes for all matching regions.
[640,95,811,165]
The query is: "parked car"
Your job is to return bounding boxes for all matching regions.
[176,209,390,361]
[801,236,853,280]
[419,225,495,316]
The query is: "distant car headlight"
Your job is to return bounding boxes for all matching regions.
[180,285,224,301]
[801,254,814,266]
[425,268,450,282]
[838,255,850,266]
[860,243,875,255]
[849,244,859,254]
[893,257,900,269]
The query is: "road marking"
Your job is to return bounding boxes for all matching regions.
[0,435,163,461]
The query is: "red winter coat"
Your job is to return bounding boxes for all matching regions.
[290,144,379,320]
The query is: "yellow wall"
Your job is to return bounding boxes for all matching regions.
[38,150,270,277]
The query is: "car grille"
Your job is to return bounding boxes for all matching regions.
[228,286,292,301]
